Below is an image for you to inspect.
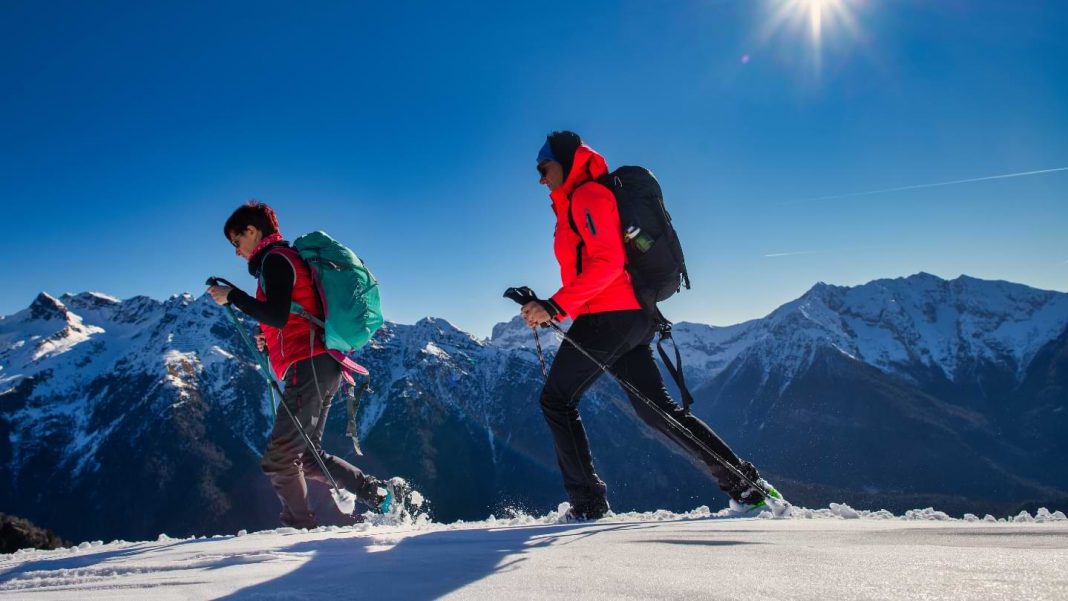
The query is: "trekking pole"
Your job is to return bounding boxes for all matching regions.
[207,277,359,514]
[531,328,549,377]
[206,277,277,414]
[503,286,788,515]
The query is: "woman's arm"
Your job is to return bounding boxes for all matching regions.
[227,253,295,328]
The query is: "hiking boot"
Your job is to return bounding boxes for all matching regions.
[279,507,316,529]
[565,497,610,521]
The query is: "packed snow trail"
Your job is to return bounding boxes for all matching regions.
[1,505,1065,600]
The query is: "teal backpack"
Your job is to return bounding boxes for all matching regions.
[287,231,383,352]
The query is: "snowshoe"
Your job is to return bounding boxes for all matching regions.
[728,479,786,517]
[376,477,415,517]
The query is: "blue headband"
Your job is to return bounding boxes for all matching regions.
[537,140,555,164]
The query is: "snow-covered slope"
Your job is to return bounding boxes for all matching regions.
[1,505,1065,600]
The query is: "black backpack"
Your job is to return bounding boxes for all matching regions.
[572,165,697,411]
[597,166,691,311]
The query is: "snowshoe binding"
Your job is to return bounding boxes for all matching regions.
[374,477,423,521]
[728,479,787,517]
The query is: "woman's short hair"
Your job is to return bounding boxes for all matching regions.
[223,201,280,239]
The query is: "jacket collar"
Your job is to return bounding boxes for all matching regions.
[248,240,290,277]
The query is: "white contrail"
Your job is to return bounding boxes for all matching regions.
[785,166,1068,204]
[765,251,820,257]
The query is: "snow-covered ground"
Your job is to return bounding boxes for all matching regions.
[2,504,1065,600]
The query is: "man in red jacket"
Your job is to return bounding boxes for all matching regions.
[523,131,780,519]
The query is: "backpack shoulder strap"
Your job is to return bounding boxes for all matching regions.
[653,309,695,413]
[259,247,326,329]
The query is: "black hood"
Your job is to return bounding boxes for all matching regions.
[547,131,583,180]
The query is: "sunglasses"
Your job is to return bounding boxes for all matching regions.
[229,232,242,248]
[537,162,549,178]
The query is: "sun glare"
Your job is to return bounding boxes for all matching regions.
[756,0,863,72]
[802,0,835,42]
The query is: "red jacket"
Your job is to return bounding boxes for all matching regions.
[257,247,327,379]
[548,145,641,319]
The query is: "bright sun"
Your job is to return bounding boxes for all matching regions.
[758,0,862,70]
[794,0,846,42]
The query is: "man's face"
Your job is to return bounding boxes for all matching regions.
[229,226,262,259]
[538,160,564,191]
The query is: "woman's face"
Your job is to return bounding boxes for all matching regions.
[229,226,263,259]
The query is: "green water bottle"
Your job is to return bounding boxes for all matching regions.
[625,226,654,253]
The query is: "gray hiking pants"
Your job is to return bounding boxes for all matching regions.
[260,353,378,528]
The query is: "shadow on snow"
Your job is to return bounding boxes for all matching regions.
[218,523,649,599]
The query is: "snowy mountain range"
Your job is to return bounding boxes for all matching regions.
[2,273,1067,543]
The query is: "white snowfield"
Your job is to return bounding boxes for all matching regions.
[1,504,1066,600]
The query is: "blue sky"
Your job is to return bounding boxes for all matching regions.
[2,0,1066,337]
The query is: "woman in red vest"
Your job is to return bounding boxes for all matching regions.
[208,202,392,528]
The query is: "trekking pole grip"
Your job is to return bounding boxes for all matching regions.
[206,276,240,305]
[503,286,538,306]
[205,276,239,289]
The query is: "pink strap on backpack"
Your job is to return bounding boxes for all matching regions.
[328,350,369,385]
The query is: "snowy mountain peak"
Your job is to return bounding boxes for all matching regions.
[488,315,563,351]
[908,271,943,282]
[739,273,1068,385]
[165,293,196,310]
[409,317,483,348]
[60,291,121,309]
[0,293,104,373]
[28,292,71,322]
[111,295,166,325]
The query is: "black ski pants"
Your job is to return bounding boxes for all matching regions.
[260,353,379,528]
[539,309,749,507]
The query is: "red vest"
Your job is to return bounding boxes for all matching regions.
[256,247,327,379]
